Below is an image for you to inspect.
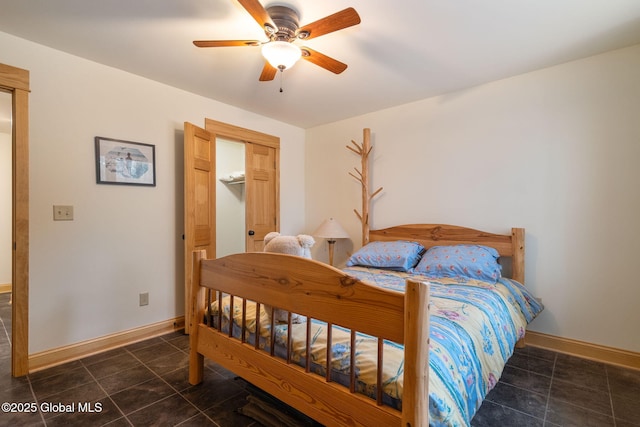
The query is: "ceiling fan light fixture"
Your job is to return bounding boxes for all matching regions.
[261,41,302,71]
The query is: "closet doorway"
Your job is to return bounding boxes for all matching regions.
[216,138,245,257]
[0,63,29,377]
[183,119,279,332]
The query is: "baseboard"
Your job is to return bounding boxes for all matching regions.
[28,316,185,373]
[26,320,639,374]
[0,283,11,293]
[526,330,640,370]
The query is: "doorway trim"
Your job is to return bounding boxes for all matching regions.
[183,119,279,333]
[0,63,30,377]
[204,118,280,252]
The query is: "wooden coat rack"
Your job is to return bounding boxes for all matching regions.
[347,128,383,245]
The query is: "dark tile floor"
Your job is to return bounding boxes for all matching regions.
[1,292,639,426]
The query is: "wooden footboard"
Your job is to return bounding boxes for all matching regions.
[189,250,430,427]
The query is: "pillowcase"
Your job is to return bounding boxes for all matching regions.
[346,241,425,272]
[412,244,501,282]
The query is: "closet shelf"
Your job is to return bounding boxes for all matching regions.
[219,171,245,185]
[220,178,245,185]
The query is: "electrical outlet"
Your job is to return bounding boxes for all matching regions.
[139,292,149,306]
[53,205,74,221]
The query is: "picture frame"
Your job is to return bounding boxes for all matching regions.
[95,136,156,186]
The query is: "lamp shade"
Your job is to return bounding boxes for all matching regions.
[261,41,302,70]
[312,218,349,239]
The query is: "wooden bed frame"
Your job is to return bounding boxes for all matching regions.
[189,224,525,427]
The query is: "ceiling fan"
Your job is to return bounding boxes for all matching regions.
[193,0,361,81]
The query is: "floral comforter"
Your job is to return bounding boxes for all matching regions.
[212,267,543,426]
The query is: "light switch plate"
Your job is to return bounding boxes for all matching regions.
[53,205,74,221]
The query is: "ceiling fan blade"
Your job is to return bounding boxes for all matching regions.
[237,0,277,34]
[259,62,277,81]
[193,40,260,48]
[301,47,347,74]
[297,7,361,40]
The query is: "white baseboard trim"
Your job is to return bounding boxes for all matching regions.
[526,331,640,370]
[28,316,185,373]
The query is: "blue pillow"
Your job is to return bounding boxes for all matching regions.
[412,245,501,282]
[346,241,425,272]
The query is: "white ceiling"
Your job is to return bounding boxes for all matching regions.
[1,0,640,129]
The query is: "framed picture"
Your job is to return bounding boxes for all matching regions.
[95,137,156,186]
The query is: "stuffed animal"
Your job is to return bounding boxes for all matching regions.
[263,232,315,259]
[263,232,315,323]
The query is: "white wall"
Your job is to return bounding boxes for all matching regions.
[216,139,245,257]
[0,130,10,285]
[0,31,306,353]
[306,44,640,353]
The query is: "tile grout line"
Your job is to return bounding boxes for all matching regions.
[78,357,133,426]
[542,353,627,425]
[0,315,10,349]
[1,294,46,425]
[605,365,617,427]
[25,371,48,426]
[122,334,222,426]
[161,334,225,426]
[541,352,557,425]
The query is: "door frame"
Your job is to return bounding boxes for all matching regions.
[0,63,30,377]
[204,118,280,250]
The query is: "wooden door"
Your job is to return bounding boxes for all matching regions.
[183,122,216,333]
[245,143,279,251]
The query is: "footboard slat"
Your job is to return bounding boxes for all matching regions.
[228,295,234,338]
[305,317,311,373]
[254,303,261,350]
[326,322,333,382]
[269,307,276,356]
[206,289,213,327]
[217,291,222,332]
[241,299,247,343]
[377,338,384,406]
[350,330,356,393]
[286,313,292,364]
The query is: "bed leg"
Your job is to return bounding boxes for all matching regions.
[189,250,206,385]
[189,350,204,385]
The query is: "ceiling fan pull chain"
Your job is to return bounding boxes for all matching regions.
[279,70,284,93]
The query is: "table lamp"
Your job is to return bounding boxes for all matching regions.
[313,218,349,266]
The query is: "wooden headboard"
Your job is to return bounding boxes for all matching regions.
[368,224,525,283]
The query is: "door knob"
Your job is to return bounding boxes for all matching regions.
[248,230,255,236]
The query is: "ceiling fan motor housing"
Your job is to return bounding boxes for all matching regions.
[266,5,302,41]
